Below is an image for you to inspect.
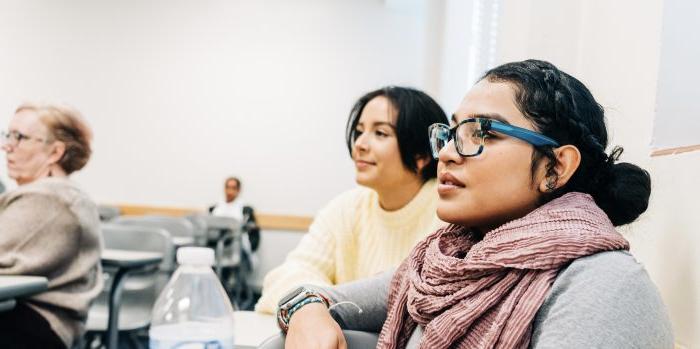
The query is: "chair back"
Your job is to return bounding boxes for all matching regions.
[113,215,201,248]
[101,223,175,271]
[185,214,209,246]
[97,205,120,222]
[85,223,174,334]
[199,215,241,242]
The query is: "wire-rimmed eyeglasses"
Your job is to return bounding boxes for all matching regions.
[0,130,50,147]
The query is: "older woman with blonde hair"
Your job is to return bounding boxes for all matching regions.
[0,103,102,349]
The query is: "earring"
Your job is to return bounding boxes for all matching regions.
[546,177,557,192]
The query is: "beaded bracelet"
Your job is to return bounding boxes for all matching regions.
[277,293,330,333]
[286,296,325,324]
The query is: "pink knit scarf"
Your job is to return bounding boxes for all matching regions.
[377,192,629,349]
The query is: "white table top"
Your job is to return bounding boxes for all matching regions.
[234,311,279,349]
[0,275,49,300]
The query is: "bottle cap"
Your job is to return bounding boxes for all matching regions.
[177,247,215,266]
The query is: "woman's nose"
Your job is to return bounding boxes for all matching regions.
[438,139,462,164]
[1,143,12,153]
[354,133,369,152]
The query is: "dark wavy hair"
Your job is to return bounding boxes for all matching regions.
[481,60,651,226]
[345,86,448,181]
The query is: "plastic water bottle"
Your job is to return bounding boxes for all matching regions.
[150,247,235,349]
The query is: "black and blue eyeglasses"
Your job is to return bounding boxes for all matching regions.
[428,118,559,158]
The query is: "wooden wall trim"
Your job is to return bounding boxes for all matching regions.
[256,213,313,231]
[110,204,312,232]
[116,204,201,217]
[651,144,700,156]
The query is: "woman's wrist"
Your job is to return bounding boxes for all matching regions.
[288,302,329,328]
[287,296,326,322]
[276,288,330,333]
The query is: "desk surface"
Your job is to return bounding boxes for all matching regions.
[0,275,49,300]
[101,249,163,268]
[234,311,279,349]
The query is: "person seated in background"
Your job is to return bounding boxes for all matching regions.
[280,60,674,348]
[210,176,260,251]
[0,103,103,349]
[211,176,245,221]
[255,86,449,314]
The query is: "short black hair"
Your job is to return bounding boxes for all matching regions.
[481,60,651,226]
[345,86,448,181]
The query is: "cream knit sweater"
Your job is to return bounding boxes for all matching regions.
[0,177,103,348]
[255,179,443,314]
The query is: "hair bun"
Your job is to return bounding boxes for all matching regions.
[592,160,651,226]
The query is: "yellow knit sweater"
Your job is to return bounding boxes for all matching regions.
[255,179,443,313]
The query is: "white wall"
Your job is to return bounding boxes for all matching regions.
[653,0,700,151]
[0,0,442,215]
[499,0,699,347]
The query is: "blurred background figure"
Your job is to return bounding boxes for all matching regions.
[209,176,260,251]
[0,103,102,349]
[209,176,261,309]
[211,176,244,222]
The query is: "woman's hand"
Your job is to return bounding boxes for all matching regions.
[284,302,347,349]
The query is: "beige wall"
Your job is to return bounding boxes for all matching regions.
[499,0,698,347]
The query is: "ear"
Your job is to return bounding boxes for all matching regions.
[48,141,66,165]
[415,154,431,173]
[538,145,581,192]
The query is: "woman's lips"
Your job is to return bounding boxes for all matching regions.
[438,172,465,195]
[355,160,375,170]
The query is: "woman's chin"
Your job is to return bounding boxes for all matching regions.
[355,173,376,188]
[436,205,465,226]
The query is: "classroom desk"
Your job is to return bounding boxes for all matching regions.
[0,275,48,312]
[233,311,280,349]
[101,249,163,349]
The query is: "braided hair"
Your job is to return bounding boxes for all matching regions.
[481,60,650,226]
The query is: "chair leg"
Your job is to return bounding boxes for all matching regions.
[127,332,145,349]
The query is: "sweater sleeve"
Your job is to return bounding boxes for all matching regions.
[0,193,81,278]
[308,269,393,333]
[255,191,356,314]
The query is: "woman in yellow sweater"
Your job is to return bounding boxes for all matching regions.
[255,86,448,313]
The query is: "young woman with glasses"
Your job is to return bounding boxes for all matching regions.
[0,103,102,349]
[255,86,449,314]
[277,60,674,348]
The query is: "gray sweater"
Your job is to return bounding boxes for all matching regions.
[0,177,103,348]
[313,250,674,348]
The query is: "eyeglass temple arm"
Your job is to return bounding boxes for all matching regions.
[489,122,559,147]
